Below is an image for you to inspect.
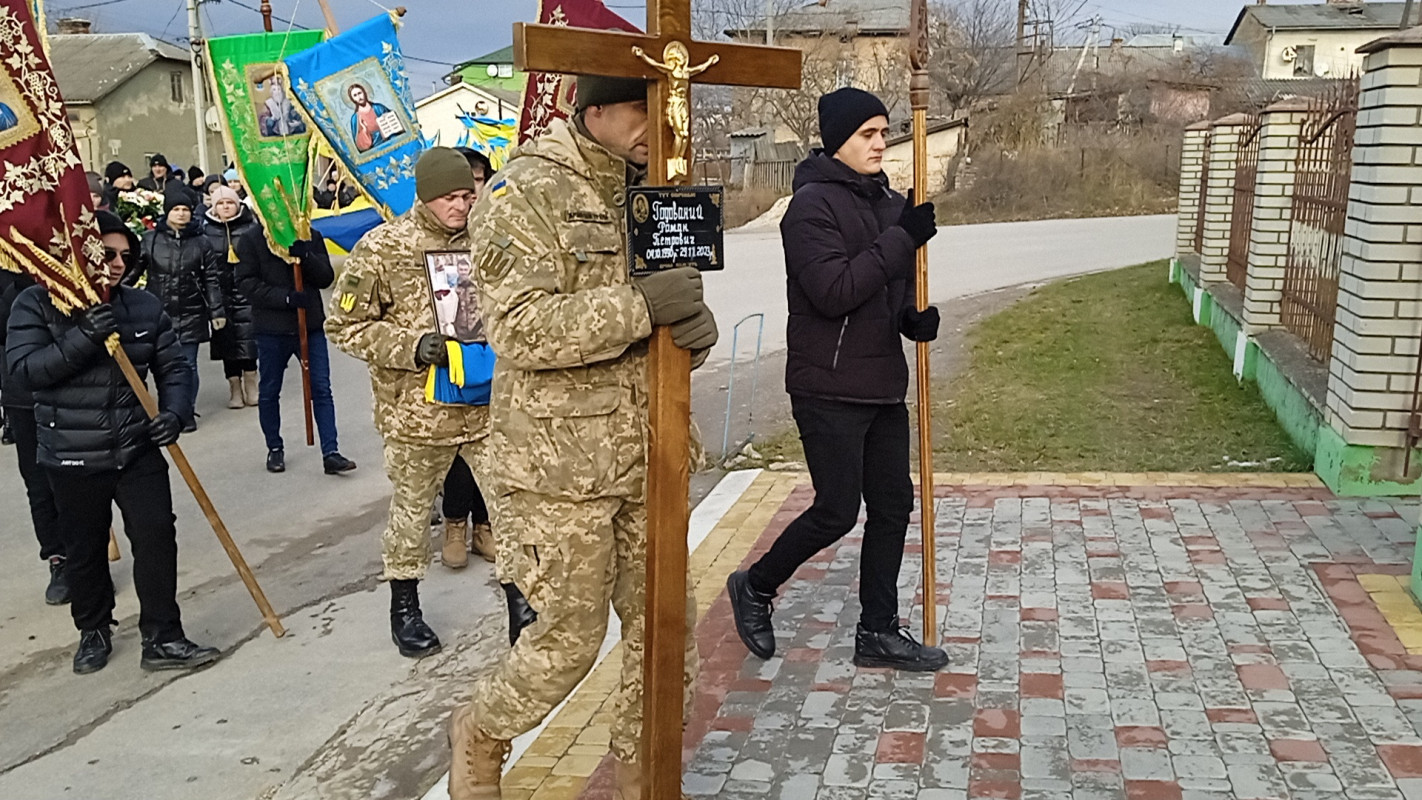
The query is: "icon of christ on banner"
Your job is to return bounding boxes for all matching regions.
[347,81,402,152]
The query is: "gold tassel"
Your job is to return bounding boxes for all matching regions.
[228,243,239,264]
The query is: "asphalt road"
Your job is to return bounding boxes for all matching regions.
[0,213,1175,799]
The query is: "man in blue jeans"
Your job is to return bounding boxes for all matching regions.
[234,227,356,475]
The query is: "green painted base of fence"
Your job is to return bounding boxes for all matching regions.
[1209,302,1243,373]
[1254,346,1322,457]
[1314,427,1422,498]
[1410,532,1422,603]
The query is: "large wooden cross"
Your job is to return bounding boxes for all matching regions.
[515,4,801,798]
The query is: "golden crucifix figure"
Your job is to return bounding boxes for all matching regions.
[632,40,718,181]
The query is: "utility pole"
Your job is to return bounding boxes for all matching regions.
[1403,0,1416,30]
[187,0,210,173]
[1066,16,1101,96]
[765,0,774,44]
[1016,0,1028,86]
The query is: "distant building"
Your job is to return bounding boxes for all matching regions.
[1225,2,1412,79]
[415,82,520,165]
[49,24,224,174]
[444,45,524,94]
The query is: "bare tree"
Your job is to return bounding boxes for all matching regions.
[929,0,1016,113]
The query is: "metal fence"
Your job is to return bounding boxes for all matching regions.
[1193,130,1212,254]
[1226,116,1263,291]
[1281,79,1359,363]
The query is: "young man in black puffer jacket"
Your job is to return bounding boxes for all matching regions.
[5,210,220,676]
[727,87,948,672]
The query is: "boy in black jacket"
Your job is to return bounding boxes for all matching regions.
[234,226,355,475]
[727,88,948,672]
[5,210,220,675]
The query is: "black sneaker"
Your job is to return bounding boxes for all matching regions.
[140,637,221,671]
[322,452,357,475]
[73,627,113,675]
[45,557,71,605]
[852,624,949,672]
[182,418,198,434]
[727,570,776,660]
[0,417,13,445]
[266,449,285,473]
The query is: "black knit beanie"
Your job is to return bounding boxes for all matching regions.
[104,161,131,183]
[818,87,890,157]
[576,75,647,111]
[150,152,169,169]
[163,184,196,214]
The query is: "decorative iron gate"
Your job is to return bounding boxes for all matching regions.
[1281,79,1359,363]
[1226,116,1263,290]
[1193,130,1212,255]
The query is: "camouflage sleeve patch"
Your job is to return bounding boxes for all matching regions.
[336,268,377,314]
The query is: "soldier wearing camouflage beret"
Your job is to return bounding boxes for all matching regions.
[325,147,523,659]
[445,77,718,800]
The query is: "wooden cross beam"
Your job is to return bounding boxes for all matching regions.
[516,6,800,799]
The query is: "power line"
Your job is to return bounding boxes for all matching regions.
[49,0,134,11]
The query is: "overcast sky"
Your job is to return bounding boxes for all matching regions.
[61,0,1311,99]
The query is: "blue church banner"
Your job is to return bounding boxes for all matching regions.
[284,12,422,218]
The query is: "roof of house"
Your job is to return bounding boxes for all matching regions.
[416,81,520,110]
[1225,2,1410,45]
[445,44,519,84]
[1123,34,1223,49]
[727,0,910,37]
[49,33,189,104]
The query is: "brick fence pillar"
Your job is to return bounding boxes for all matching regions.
[1199,114,1250,284]
[1175,122,1210,261]
[1243,99,1310,331]
[1321,29,1422,494]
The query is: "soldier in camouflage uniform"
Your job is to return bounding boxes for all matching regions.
[446,77,719,800]
[326,147,517,658]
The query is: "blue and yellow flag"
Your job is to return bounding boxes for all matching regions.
[284,12,422,219]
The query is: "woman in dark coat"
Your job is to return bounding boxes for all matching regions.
[202,185,260,409]
[137,185,225,431]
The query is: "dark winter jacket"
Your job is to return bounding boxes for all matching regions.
[137,217,225,344]
[203,206,261,361]
[137,175,174,193]
[5,285,191,472]
[0,270,36,409]
[782,152,917,403]
[234,225,333,336]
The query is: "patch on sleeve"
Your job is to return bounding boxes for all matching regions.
[489,179,510,199]
[476,243,518,283]
[336,269,376,314]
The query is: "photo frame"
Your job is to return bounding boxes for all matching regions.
[424,250,484,343]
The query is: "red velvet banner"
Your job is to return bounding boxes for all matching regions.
[517,0,639,144]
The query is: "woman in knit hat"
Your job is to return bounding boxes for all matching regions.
[202,184,261,409]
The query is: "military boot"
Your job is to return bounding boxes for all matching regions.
[390,579,442,658]
[442,519,469,569]
[470,522,495,564]
[447,704,509,799]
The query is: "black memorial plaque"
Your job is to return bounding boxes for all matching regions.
[627,185,724,276]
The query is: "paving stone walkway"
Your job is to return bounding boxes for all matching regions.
[501,473,1422,800]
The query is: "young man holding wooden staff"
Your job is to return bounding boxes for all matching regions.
[5,210,221,675]
[726,88,949,673]
[448,75,713,800]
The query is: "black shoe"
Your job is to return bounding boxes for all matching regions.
[0,418,12,445]
[390,579,441,658]
[502,582,539,646]
[73,627,113,675]
[140,637,221,671]
[727,570,776,660]
[45,557,71,605]
[266,449,285,473]
[182,418,198,434]
[852,623,949,672]
[322,452,357,475]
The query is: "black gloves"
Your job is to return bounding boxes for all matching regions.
[633,267,703,326]
[148,411,181,447]
[286,291,319,310]
[289,240,311,261]
[896,201,938,249]
[416,333,451,368]
[670,304,718,351]
[900,305,940,343]
[76,303,118,345]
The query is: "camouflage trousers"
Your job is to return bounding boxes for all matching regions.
[469,491,698,766]
[379,438,513,582]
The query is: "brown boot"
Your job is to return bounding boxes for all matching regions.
[241,371,259,407]
[227,377,244,409]
[614,759,691,800]
[448,704,509,800]
[470,522,496,564]
[442,519,469,569]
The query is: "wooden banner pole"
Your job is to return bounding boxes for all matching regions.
[910,0,938,647]
[111,346,286,638]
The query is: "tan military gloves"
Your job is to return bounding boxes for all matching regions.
[632,266,718,368]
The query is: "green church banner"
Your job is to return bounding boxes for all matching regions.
[206,30,325,252]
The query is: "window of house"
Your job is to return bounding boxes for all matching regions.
[1293,45,1316,78]
[171,71,185,103]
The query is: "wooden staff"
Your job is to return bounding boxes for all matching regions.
[292,259,315,447]
[910,0,938,647]
[112,345,286,638]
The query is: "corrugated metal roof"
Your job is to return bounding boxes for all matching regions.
[1226,2,1409,45]
[728,0,909,36]
[49,33,188,104]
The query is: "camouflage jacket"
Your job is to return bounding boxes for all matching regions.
[470,118,653,502]
[325,202,489,445]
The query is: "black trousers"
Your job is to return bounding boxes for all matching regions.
[8,406,64,561]
[223,357,257,378]
[747,396,913,632]
[47,448,183,641]
[443,454,489,524]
